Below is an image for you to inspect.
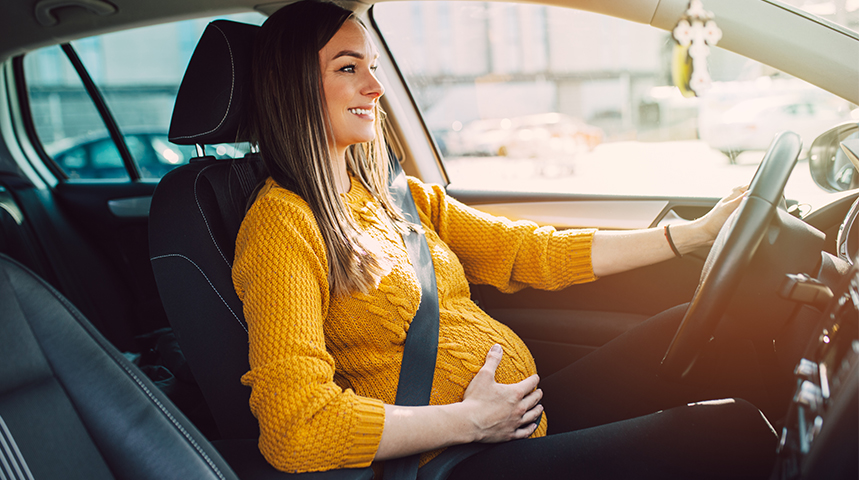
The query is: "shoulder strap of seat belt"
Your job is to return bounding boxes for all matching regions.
[382,158,440,480]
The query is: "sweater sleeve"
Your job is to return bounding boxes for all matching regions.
[407,177,598,293]
[232,189,385,473]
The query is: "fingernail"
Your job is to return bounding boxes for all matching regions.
[491,344,502,354]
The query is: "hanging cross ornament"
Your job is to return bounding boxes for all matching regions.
[672,0,722,97]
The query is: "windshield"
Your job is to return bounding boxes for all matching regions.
[781,0,858,33]
[373,1,858,210]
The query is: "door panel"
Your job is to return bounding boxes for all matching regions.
[473,256,703,372]
[449,188,718,228]
[449,187,716,372]
[52,181,167,340]
[472,199,671,229]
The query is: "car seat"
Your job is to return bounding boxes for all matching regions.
[0,253,238,480]
[150,19,262,442]
[149,19,374,480]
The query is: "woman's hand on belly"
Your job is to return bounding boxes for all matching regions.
[373,344,543,461]
[462,344,543,443]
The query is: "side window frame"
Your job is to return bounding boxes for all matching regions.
[16,43,141,182]
[13,55,65,182]
[58,43,141,181]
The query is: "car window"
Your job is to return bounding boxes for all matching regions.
[373,1,858,210]
[791,0,858,33]
[26,45,129,180]
[23,12,265,182]
[56,146,87,171]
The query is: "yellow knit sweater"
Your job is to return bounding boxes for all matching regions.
[232,175,597,474]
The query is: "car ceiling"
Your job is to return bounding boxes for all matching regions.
[2,0,858,103]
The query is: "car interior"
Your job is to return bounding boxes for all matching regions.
[0,0,857,479]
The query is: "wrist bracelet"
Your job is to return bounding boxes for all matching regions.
[664,224,683,259]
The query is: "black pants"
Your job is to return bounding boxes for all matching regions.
[447,304,779,480]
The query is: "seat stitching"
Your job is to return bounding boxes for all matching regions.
[151,253,247,333]
[0,415,35,480]
[171,23,235,140]
[104,351,229,480]
[33,273,230,480]
[194,164,232,269]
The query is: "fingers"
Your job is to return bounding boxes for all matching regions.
[722,185,749,203]
[521,385,543,408]
[725,188,750,211]
[523,402,544,424]
[515,373,540,394]
[511,382,543,439]
[517,387,543,425]
[512,422,539,439]
[513,406,543,439]
[480,344,503,376]
[518,391,543,423]
[481,345,541,400]
[467,343,545,442]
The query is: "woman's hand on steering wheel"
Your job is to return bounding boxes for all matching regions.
[660,131,804,380]
[696,185,749,243]
[461,344,543,443]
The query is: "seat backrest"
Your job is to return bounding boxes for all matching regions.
[0,253,238,480]
[150,155,266,440]
[150,19,263,440]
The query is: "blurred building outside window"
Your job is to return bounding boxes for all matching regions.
[374,1,858,210]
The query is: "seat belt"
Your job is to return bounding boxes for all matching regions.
[383,159,440,480]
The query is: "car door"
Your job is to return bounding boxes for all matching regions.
[368,0,857,374]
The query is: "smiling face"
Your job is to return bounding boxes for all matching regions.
[319,20,384,159]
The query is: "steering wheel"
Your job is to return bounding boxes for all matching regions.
[660,131,802,380]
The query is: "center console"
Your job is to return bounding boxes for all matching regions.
[772,263,858,479]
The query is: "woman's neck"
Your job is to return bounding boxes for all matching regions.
[331,149,351,195]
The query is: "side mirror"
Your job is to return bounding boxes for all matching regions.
[808,122,859,193]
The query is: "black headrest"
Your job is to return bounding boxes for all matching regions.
[168,20,259,146]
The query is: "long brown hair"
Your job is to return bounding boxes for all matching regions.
[246,0,409,296]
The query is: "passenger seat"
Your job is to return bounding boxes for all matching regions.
[0,253,237,480]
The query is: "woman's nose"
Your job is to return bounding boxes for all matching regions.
[364,70,384,99]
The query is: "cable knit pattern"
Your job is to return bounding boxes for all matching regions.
[233,175,597,474]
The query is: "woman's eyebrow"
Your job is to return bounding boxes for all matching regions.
[333,50,364,60]
[332,49,379,61]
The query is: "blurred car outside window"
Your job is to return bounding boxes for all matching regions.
[24,12,265,182]
[372,1,858,210]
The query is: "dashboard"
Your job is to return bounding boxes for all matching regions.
[773,256,858,479]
